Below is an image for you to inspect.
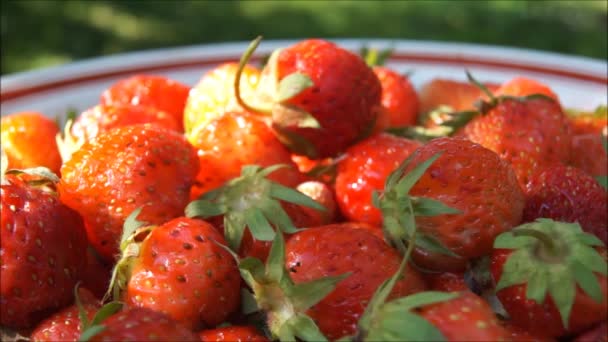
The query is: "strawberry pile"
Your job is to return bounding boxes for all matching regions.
[1,37,606,342]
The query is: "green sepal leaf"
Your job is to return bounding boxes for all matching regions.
[244,208,276,242]
[90,302,123,326]
[494,250,531,291]
[572,260,604,303]
[415,234,460,257]
[493,231,533,249]
[525,268,549,304]
[120,207,146,247]
[466,69,495,101]
[411,197,461,216]
[576,232,605,247]
[366,310,447,342]
[288,314,328,342]
[394,153,441,195]
[550,277,576,328]
[272,122,319,158]
[386,291,458,312]
[596,175,608,190]
[224,213,247,251]
[277,73,314,103]
[265,232,286,283]
[386,125,452,142]
[290,272,351,311]
[238,257,266,289]
[259,199,299,234]
[241,288,260,315]
[185,199,226,218]
[73,283,89,331]
[269,182,326,212]
[79,325,106,342]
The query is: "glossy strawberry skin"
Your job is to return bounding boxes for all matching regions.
[100,75,190,132]
[500,320,556,342]
[335,133,422,227]
[285,224,427,340]
[275,39,381,158]
[1,111,62,175]
[199,325,269,342]
[523,164,608,245]
[460,98,573,186]
[570,133,608,177]
[573,321,607,342]
[59,124,199,261]
[29,288,99,342]
[404,137,525,270]
[126,217,241,330]
[494,76,560,102]
[189,112,304,200]
[1,176,88,329]
[184,62,261,138]
[419,78,499,114]
[419,291,512,342]
[423,271,468,292]
[373,66,419,128]
[491,248,608,337]
[89,306,200,341]
[71,104,180,142]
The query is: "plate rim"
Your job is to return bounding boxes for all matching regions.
[2,38,607,102]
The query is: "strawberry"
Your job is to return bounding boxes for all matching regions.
[459,93,573,186]
[1,112,62,175]
[568,106,607,135]
[335,132,422,226]
[418,291,512,341]
[419,78,499,114]
[184,62,261,139]
[235,37,381,159]
[188,112,304,200]
[500,320,556,342]
[199,325,269,342]
[29,287,99,342]
[186,164,327,261]
[571,133,608,178]
[117,216,241,330]
[378,137,525,271]
[285,223,427,339]
[79,246,112,299]
[294,180,337,226]
[423,271,468,292]
[523,164,608,245]
[70,104,180,143]
[494,76,560,102]
[1,171,88,329]
[58,124,199,261]
[86,306,200,341]
[100,74,190,132]
[490,219,608,337]
[372,66,419,128]
[573,321,607,342]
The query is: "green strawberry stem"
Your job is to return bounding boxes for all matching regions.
[512,227,561,261]
[234,35,273,115]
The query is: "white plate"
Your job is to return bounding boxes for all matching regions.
[1,39,607,117]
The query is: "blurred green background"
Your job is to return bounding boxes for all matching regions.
[1,0,606,75]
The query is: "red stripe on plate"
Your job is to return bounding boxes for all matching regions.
[1,53,606,102]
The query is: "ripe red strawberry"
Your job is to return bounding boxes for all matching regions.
[491,219,608,338]
[100,74,190,131]
[423,271,468,292]
[188,112,304,200]
[58,124,199,261]
[460,96,573,186]
[294,180,337,225]
[570,133,608,177]
[71,104,180,142]
[419,78,499,114]
[285,223,427,339]
[184,62,261,139]
[79,246,112,299]
[568,107,607,135]
[382,137,525,271]
[523,164,607,245]
[29,287,99,342]
[1,172,88,329]
[573,321,607,342]
[199,325,269,342]
[335,132,422,226]
[494,76,560,102]
[373,66,419,128]
[236,38,381,159]
[1,112,62,175]
[122,217,241,330]
[87,306,200,341]
[419,291,512,341]
[500,320,556,342]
